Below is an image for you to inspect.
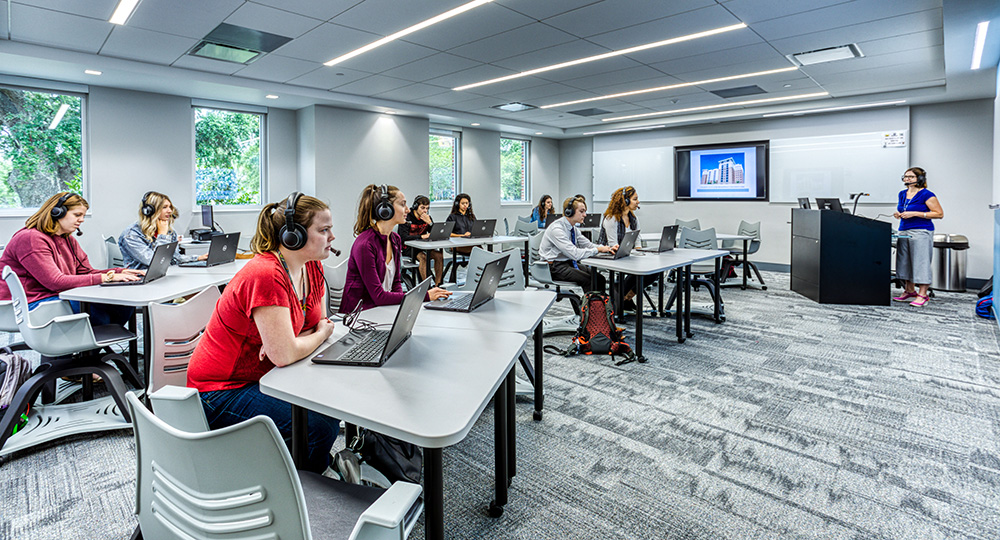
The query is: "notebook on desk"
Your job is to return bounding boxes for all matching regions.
[591,230,640,260]
[425,255,507,313]
[101,241,176,287]
[426,221,454,241]
[469,219,496,238]
[312,278,431,367]
[178,232,240,267]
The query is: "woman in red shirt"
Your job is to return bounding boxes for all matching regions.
[187,192,338,473]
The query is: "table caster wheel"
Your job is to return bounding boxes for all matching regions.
[488,500,504,518]
[532,410,542,421]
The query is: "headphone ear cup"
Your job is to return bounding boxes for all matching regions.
[51,205,65,220]
[374,200,395,221]
[564,205,574,218]
[280,223,307,250]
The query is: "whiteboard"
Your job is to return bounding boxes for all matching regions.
[770,131,908,204]
[592,146,673,202]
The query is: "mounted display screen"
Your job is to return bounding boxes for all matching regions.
[675,141,769,201]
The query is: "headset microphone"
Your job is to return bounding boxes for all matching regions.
[330,247,341,256]
[76,229,83,236]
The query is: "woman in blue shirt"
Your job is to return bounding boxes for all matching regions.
[119,191,207,269]
[892,167,943,306]
[531,194,556,227]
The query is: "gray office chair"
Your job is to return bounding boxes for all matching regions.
[130,387,423,540]
[452,247,524,292]
[145,285,220,393]
[0,266,141,462]
[664,227,724,320]
[103,234,124,268]
[323,258,350,314]
[721,220,766,289]
[516,215,532,223]
[527,232,582,335]
[674,218,700,231]
[512,219,538,237]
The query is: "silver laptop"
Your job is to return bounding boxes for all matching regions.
[642,225,678,253]
[312,278,432,367]
[179,232,240,267]
[592,229,640,260]
[427,221,454,241]
[102,241,176,287]
[582,213,602,228]
[469,219,496,238]
[425,255,508,313]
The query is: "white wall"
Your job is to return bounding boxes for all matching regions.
[560,100,995,279]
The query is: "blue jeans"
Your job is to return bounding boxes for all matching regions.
[29,296,134,327]
[199,383,340,474]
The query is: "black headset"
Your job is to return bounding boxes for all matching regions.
[624,187,635,205]
[279,192,307,250]
[50,192,75,220]
[140,191,155,217]
[563,198,577,218]
[373,184,395,222]
[914,168,927,185]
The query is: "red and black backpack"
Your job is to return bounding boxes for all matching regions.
[547,293,638,365]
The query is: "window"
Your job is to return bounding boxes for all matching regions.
[0,86,84,209]
[194,107,264,205]
[500,137,529,203]
[429,129,460,203]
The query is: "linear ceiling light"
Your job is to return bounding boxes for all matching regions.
[47,104,70,130]
[541,66,798,109]
[761,99,906,118]
[582,125,667,136]
[325,0,494,66]
[971,21,989,69]
[602,92,829,122]
[453,22,747,91]
[109,0,140,25]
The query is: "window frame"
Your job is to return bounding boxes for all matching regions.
[428,127,462,207]
[0,82,89,216]
[499,135,530,205]
[192,101,268,210]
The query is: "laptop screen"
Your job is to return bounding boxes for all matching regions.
[380,278,432,362]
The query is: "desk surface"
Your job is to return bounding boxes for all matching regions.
[169,258,249,277]
[260,326,525,448]
[582,248,729,274]
[405,235,527,250]
[358,290,555,334]
[59,272,228,306]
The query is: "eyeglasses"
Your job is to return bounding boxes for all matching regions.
[901,175,917,180]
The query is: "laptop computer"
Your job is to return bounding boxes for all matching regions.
[469,219,496,238]
[641,225,678,253]
[426,221,454,241]
[582,213,602,228]
[312,278,432,367]
[815,197,844,212]
[179,232,240,267]
[797,197,811,209]
[425,255,508,313]
[101,241,176,287]
[592,229,640,260]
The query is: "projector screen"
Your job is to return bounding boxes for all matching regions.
[675,141,769,201]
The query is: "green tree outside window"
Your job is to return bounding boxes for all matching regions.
[195,108,262,205]
[500,138,528,202]
[429,133,458,203]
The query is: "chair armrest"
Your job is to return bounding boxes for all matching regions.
[349,482,423,540]
[149,385,210,433]
[28,299,75,321]
[529,261,554,283]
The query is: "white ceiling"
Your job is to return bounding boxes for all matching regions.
[0,0,997,138]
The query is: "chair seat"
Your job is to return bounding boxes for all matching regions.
[297,470,385,540]
[92,324,137,346]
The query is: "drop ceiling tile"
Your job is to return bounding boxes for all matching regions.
[0,1,8,37]
[431,64,518,89]
[412,92,473,107]
[529,57,647,85]
[722,0,853,24]
[401,4,535,51]
[272,22,378,63]
[667,62,799,84]
[559,65,673,91]
[447,23,578,64]
[100,26,198,65]
[128,0,244,40]
[769,10,943,56]
[9,4,112,54]
[171,54,246,75]
[802,47,942,77]
[250,0,358,21]
[286,66,372,89]
[489,82,588,103]
[331,0,481,35]
[224,2,323,39]
[374,82,450,102]
[752,3,942,42]
[545,0,714,38]
[336,40,438,74]
[332,74,412,95]
[491,39,614,71]
[12,0,118,20]
[649,43,788,76]
[586,4,744,49]
[381,53,481,83]
[232,53,319,82]
[494,0,601,22]
[855,29,942,57]
[621,31,765,67]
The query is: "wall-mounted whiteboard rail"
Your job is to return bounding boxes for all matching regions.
[770,131,908,204]
[592,146,673,202]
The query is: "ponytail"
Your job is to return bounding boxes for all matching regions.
[353,184,400,236]
[250,194,328,253]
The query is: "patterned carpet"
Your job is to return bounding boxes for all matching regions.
[2,271,999,540]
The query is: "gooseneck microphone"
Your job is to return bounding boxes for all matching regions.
[331,247,341,256]
[849,192,870,215]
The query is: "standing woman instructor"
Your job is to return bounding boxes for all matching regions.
[893,167,943,307]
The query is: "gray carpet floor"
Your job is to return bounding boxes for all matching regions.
[2,271,999,540]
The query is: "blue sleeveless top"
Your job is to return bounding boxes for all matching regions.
[897,188,935,231]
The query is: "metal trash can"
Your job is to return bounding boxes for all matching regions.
[932,233,969,292]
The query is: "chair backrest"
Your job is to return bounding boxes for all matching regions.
[503,217,509,236]
[458,247,523,291]
[737,220,761,254]
[516,215,531,223]
[675,218,700,231]
[678,227,717,250]
[527,231,544,264]
[127,391,312,540]
[146,286,221,393]
[103,234,124,268]
[0,301,18,333]
[512,219,538,237]
[324,257,350,315]
[2,266,96,356]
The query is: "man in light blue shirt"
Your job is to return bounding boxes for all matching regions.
[539,196,614,292]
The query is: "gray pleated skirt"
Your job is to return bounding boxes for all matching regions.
[896,228,933,285]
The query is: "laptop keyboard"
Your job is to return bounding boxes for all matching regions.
[343,331,389,363]
[101,279,145,286]
[439,294,473,310]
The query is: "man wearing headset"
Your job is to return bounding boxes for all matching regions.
[539,196,614,291]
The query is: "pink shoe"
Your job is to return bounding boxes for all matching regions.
[893,291,917,302]
[909,294,929,307]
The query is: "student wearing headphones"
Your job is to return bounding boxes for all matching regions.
[539,196,614,291]
[531,194,558,228]
[599,186,640,310]
[118,191,208,269]
[0,192,143,325]
[446,192,477,255]
[400,194,445,286]
[892,166,943,307]
[342,184,450,313]
[187,192,340,474]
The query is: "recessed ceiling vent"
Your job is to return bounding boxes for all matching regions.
[189,23,292,65]
[710,85,766,99]
[568,108,611,117]
[788,43,864,66]
[492,102,537,112]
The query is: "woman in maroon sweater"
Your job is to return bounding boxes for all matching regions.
[0,192,143,326]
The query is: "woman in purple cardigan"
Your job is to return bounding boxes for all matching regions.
[341,184,450,313]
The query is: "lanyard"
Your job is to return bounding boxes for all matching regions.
[277,252,308,315]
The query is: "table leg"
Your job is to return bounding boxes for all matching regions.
[450,250,458,284]
[506,368,515,483]
[684,265,693,338]
[489,375,508,517]
[742,239,749,290]
[140,306,151,389]
[522,239,529,287]
[635,275,645,362]
[676,268,684,343]
[424,447,444,540]
[291,404,308,468]
[128,310,139,373]
[658,271,664,317]
[533,324,543,421]
[714,258,722,323]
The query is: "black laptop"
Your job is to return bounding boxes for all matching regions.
[425,255,508,313]
[642,225,678,253]
[426,221,454,241]
[469,219,496,238]
[592,229,640,260]
[312,278,431,367]
[102,241,176,287]
[581,213,602,228]
[179,232,240,267]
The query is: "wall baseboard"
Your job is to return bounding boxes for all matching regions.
[754,262,988,293]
